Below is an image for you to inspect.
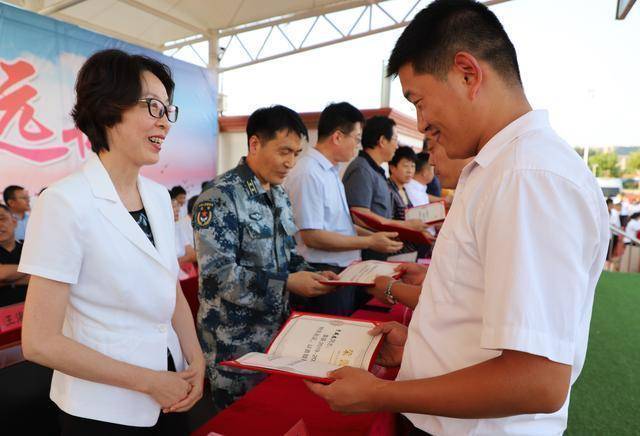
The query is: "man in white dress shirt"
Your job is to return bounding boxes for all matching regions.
[285,102,402,315]
[307,2,609,435]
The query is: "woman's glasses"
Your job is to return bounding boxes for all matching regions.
[139,98,179,123]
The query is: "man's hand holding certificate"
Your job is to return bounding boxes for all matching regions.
[319,260,403,286]
[220,313,384,383]
[350,208,438,245]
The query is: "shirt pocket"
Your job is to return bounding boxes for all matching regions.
[428,231,460,304]
[240,220,274,268]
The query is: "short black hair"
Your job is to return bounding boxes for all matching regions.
[387,0,521,86]
[317,102,365,141]
[187,195,198,216]
[390,146,417,167]
[415,152,431,173]
[606,198,613,206]
[3,185,24,204]
[246,105,308,148]
[361,116,396,150]
[170,185,186,199]
[72,49,175,154]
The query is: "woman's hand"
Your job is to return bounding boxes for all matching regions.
[165,355,206,413]
[144,370,191,409]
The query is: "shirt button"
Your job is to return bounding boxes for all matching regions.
[158,325,167,333]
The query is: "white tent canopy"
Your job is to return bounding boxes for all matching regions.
[6,1,392,51]
[4,0,634,71]
[5,0,518,71]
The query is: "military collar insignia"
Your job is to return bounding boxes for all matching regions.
[245,179,259,196]
[194,201,214,229]
[236,160,267,198]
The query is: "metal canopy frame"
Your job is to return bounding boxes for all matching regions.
[8,0,635,71]
[162,0,514,72]
[616,0,637,19]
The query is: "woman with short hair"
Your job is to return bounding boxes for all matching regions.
[19,49,204,435]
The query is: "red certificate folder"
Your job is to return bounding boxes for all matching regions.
[318,260,403,286]
[220,312,384,384]
[350,208,434,245]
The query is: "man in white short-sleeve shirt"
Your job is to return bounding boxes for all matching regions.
[306,2,609,435]
[284,102,402,315]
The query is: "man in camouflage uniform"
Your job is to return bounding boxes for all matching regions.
[193,105,338,412]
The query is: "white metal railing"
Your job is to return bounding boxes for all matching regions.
[610,224,640,246]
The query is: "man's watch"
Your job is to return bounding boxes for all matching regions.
[384,279,398,305]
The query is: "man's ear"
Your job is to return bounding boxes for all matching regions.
[452,51,483,100]
[331,130,343,146]
[248,135,261,155]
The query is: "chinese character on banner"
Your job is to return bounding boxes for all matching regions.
[63,127,92,159]
[0,59,70,164]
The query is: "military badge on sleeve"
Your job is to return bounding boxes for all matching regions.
[194,201,214,229]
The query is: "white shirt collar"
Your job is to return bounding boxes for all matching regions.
[308,147,339,172]
[474,110,550,168]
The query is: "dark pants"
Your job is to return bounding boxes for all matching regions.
[397,414,433,436]
[290,263,358,316]
[59,352,188,436]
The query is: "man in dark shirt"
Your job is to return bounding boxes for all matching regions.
[0,204,29,306]
[342,116,427,261]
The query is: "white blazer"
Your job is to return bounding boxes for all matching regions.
[19,154,185,427]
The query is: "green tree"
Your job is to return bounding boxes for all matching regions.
[626,151,640,174]
[588,152,620,177]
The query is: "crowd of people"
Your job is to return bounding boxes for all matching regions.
[606,195,640,270]
[0,1,620,435]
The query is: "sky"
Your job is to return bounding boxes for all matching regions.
[170,0,640,149]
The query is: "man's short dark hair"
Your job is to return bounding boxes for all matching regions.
[3,185,23,205]
[387,0,521,86]
[606,198,613,206]
[72,49,175,154]
[390,146,417,167]
[317,102,365,141]
[246,105,308,148]
[415,152,431,173]
[169,185,186,199]
[361,116,396,150]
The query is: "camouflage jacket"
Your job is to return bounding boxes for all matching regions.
[193,159,310,392]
